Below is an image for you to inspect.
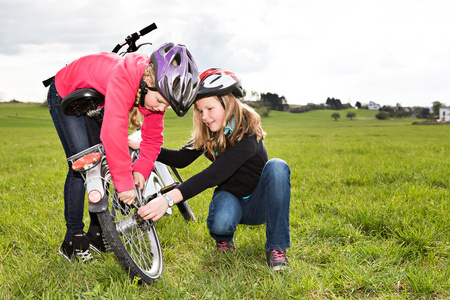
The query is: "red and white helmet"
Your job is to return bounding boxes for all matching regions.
[196,68,243,100]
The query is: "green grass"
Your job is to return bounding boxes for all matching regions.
[1,103,449,299]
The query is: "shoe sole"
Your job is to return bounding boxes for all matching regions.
[58,248,72,262]
[89,244,103,255]
[59,248,94,262]
[269,263,291,271]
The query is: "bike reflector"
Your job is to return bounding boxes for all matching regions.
[72,153,102,171]
[88,190,102,203]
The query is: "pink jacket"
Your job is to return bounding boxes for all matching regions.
[55,52,164,192]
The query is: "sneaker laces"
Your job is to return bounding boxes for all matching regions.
[270,249,287,261]
[217,241,231,251]
[102,235,111,251]
[88,231,110,252]
[75,249,94,262]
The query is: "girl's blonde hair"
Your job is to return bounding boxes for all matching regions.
[191,94,266,159]
[128,63,156,130]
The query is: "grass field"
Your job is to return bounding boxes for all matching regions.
[1,103,449,299]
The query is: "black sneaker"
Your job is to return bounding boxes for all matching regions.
[266,249,290,271]
[86,229,110,254]
[59,233,94,262]
[216,236,235,252]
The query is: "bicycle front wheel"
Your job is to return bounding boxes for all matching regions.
[97,171,163,285]
[153,162,195,222]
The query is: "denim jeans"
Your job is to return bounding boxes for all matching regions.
[47,81,102,236]
[207,158,291,250]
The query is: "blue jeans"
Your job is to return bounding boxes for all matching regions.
[47,81,102,236]
[207,158,291,250]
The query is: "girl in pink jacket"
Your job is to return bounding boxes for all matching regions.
[47,43,199,262]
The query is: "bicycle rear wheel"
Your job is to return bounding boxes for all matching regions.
[97,171,163,285]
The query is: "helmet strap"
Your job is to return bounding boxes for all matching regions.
[139,78,158,107]
[218,95,225,109]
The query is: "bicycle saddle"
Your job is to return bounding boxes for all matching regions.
[61,88,105,117]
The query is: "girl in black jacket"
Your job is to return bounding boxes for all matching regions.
[138,68,291,271]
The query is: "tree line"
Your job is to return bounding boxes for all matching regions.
[242,91,290,116]
[242,90,446,120]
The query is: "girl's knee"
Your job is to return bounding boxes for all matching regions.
[208,192,241,236]
[207,214,236,236]
[265,158,290,177]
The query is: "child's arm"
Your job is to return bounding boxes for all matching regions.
[157,144,202,168]
[138,188,183,221]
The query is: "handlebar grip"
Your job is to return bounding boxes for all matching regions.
[139,23,157,36]
[112,44,121,53]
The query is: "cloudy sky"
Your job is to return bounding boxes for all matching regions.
[1,0,449,108]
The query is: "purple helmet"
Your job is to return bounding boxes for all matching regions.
[151,42,199,116]
[196,68,244,100]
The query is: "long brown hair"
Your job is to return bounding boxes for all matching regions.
[191,94,266,159]
[128,63,156,130]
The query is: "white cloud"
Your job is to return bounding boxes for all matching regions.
[1,0,450,107]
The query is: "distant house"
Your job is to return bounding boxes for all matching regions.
[439,107,450,122]
[368,101,381,111]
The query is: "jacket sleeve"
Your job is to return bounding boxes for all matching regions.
[100,77,135,193]
[132,111,165,179]
[157,143,203,168]
[177,135,258,201]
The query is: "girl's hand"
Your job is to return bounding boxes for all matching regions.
[128,136,141,150]
[118,189,136,205]
[133,171,145,190]
[138,196,168,222]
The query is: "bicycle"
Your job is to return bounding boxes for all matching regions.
[60,23,195,285]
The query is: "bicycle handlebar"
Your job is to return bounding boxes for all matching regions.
[139,23,157,36]
[112,23,158,53]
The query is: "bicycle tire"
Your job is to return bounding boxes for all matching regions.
[97,171,163,285]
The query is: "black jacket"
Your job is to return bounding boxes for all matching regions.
[157,134,268,200]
